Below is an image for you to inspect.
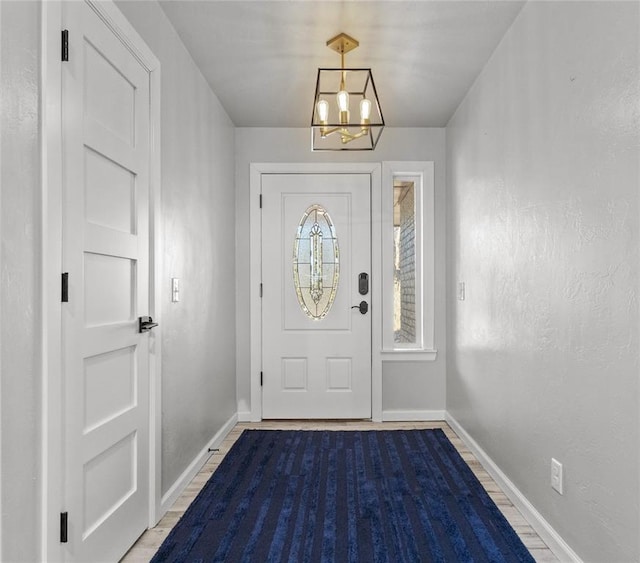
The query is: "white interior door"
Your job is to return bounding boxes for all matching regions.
[62,2,152,560]
[262,174,371,418]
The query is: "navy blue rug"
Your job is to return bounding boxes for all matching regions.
[152,429,534,562]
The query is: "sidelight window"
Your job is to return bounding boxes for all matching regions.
[382,162,436,360]
[394,179,417,344]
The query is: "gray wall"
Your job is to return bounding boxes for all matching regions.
[0,2,42,560]
[446,2,639,561]
[235,128,447,417]
[112,1,237,495]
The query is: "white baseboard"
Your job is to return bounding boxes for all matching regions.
[445,413,582,563]
[382,409,445,421]
[239,410,446,422]
[159,412,238,516]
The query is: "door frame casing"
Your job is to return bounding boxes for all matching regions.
[249,163,383,422]
[41,2,162,559]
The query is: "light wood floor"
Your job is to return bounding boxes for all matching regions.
[122,421,559,563]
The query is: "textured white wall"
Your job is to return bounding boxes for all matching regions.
[1,2,41,560]
[446,2,639,561]
[115,1,237,495]
[235,128,447,417]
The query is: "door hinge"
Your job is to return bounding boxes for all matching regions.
[61,272,69,303]
[259,194,262,208]
[260,371,263,386]
[61,30,69,62]
[259,283,263,298]
[60,512,68,543]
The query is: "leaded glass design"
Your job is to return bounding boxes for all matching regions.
[293,204,340,319]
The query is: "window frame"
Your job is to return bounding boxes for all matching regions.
[381,162,436,361]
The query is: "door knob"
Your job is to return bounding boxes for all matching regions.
[139,316,158,333]
[351,301,368,314]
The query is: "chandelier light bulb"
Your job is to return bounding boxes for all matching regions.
[337,90,350,112]
[337,90,350,125]
[316,99,329,123]
[360,98,372,121]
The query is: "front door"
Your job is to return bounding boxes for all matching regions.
[261,174,371,418]
[61,2,152,560]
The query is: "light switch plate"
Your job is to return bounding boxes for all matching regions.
[171,278,180,303]
[551,458,563,494]
[458,282,465,301]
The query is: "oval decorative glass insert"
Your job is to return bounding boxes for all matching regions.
[293,204,340,320]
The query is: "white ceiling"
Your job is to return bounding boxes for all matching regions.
[158,1,525,128]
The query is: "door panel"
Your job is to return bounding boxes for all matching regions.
[83,346,136,431]
[84,147,136,233]
[62,2,151,560]
[262,174,371,419]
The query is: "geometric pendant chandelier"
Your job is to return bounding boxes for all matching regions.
[311,33,384,151]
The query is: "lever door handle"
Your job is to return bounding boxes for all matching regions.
[139,316,159,333]
[351,301,368,315]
